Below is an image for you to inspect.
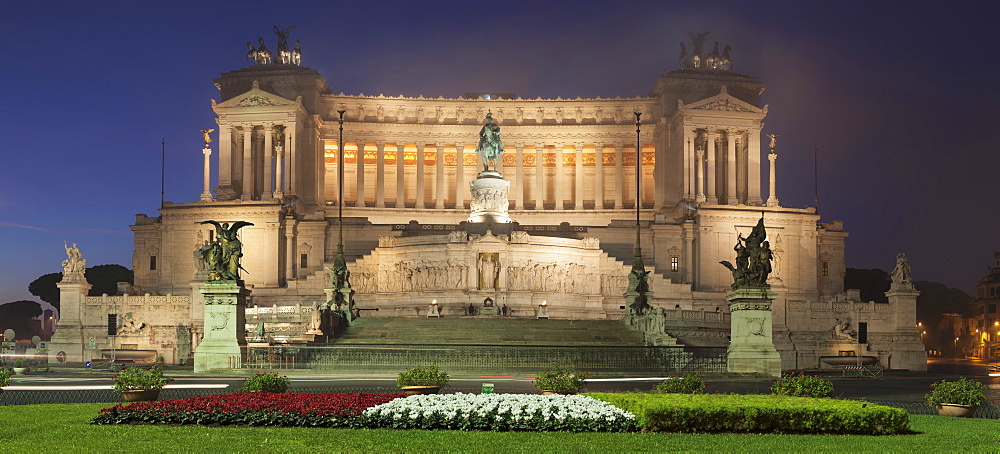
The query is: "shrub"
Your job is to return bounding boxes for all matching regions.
[397,365,449,388]
[653,373,705,394]
[112,365,173,392]
[587,392,909,435]
[0,367,11,388]
[925,377,988,407]
[534,363,588,393]
[243,371,291,393]
[770,372,833,398]
[13,358,27,369]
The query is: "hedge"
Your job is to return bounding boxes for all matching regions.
[585,393,909,435]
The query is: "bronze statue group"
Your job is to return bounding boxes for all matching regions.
[720,217,773,289]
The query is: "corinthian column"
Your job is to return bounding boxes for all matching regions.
[535,144,545,210]
[375,141,385,208]
[396,142,406,208]
[555,143,565,210]
[695,146,706,203]
[767,151,779,207]
[514,144,524,209]
[435,142,445,209]
[614,142,623,209]
[241,124,253,200]
[706,131,717,204]
[200,144,213,202]
[574,143,583,209]
[456,143,465,209]
[595,143,604,209]
[356,140,366,207]
[415,142,426,209]
[726,128,738,205]
[263,123,273,199]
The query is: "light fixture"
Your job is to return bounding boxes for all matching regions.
[540,300,547,306]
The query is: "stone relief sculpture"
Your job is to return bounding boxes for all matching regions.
[476,113,504,172]
[61,241,86,282]
[890,252,913,290]
[833,318,857,340]
[199,220,254,281]
[719,216,773,289]
[194,240,212,273]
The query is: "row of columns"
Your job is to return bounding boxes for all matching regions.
[216,123,294,201]
[686,127,763,206]
[336,142,645,210]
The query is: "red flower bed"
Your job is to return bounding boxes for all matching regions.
[91,392,405,427]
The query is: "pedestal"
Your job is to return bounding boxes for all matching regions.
[194,281,248,372]
[49,280,91,364]
[468,172,511,223]
[427,303,440,318]
[726,288,782,377]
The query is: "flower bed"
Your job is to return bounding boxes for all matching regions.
[360,393,638,432]
[91,392,404,427]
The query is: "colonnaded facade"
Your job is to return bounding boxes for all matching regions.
[50,32,926,371]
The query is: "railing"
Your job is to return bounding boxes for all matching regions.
[288,344,728,375]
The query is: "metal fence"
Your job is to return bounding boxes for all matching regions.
[250,344,731,375]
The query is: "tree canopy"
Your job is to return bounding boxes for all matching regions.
[0,300,43,340]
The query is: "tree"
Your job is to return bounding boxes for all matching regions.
[27,264,134,313]
[0,300,43,341]
[28,272,61,311]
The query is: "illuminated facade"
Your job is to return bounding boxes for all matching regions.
[970,253,1000,359]
[108,46,922,370]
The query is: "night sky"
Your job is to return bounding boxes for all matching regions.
[2,1,998,312]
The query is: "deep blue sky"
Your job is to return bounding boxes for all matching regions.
[2,1,998,311]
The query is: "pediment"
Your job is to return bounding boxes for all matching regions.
[680,86,762,114]
[213,80,300,109]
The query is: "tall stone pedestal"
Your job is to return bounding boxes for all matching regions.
[194,281,248,372]
[726,288,782,377]
[468,171,511,223]
[48,280,91,364]
[886,287,927,371]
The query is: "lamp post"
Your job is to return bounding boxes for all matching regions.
[332,110,352,316]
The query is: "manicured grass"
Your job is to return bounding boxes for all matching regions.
[1,403,998,452]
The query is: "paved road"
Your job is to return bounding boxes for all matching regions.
[3,357,998,406]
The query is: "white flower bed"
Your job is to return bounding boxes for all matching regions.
[360,393,638,432]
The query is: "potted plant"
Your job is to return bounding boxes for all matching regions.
[925,377,987,417]
[397,365,449,395]
[242,371,291,393]
[534,362,587,395]
[112,365,173,402]
[12,358,29,375]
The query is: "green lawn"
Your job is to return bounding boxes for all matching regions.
[1,403,997,452]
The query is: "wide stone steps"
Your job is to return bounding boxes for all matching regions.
[333,317,645,346]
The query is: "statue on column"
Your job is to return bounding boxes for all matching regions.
[890,252,913,290]
[61,241,86,281]
[199,221,254,281]
[476,113,504,172]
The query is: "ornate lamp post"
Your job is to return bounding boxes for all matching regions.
[625,112,651,317]
[331,109,354,319]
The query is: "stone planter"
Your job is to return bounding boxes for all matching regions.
[121,389,161,402]
[400,386,441,395]
[936,404,977,417]
[13,367,29,375]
